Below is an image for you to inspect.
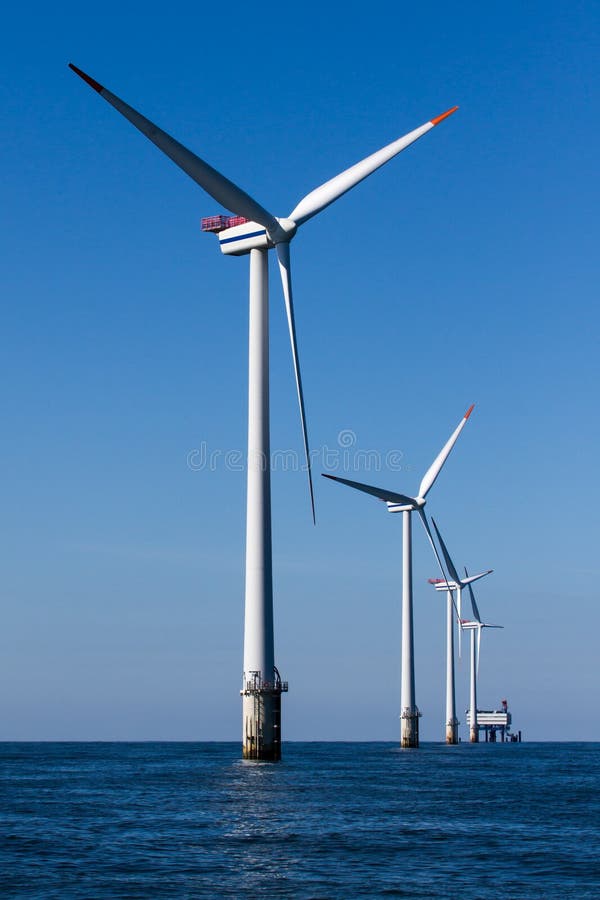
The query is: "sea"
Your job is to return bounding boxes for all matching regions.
[1,742,598,899]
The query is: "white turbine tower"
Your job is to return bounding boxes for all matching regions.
[69,63,458,760]
[462,569,502,743]
[323,406,474,748]
[428,518,492,744]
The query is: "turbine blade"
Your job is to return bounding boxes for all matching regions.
[464,567,482,624]
[68,64,280,234]
[431,517,461,584]
[418,510,461,620]
[321,474,414,506]
[477,625,482,678]
[288,108,458,226]
[418,405,474,499]
[418,508,443,573]
[276,243,315,523]
[461,570,493,586]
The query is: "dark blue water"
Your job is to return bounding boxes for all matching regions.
[1,742,598,898]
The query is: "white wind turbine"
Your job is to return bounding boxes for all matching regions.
[323,406,474,748]
[462,569,502,743]
[429,518,492,744]
[69,63,458,760]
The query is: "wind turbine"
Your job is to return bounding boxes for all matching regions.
[322,406,474,748]
[462,569,502,743]
[428,518,492,744]
[68,63,458,760]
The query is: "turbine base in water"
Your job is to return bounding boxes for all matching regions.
[401,707,420,748]
[241,673,288,761]
[446,719,459,744]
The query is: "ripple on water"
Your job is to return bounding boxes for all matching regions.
[0,742,599,899]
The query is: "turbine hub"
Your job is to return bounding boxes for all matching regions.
[273,217,297,241]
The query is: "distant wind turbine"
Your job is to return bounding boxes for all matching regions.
[462,568,503,743]
[69,62,459,760]
[323,406,474,748]
[428,518,492,744]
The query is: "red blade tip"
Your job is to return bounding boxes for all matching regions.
[464,404,475,420]
[430,106,459,126]
[68,63,103,93]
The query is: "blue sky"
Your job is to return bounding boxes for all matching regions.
[1,0,599,740]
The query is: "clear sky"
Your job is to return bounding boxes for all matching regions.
[1,0,599,741]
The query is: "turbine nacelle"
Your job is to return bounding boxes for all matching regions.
[462,618,502,630]
[428,577,460,591]
[386,496,425,513]
[217,217,298,256]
